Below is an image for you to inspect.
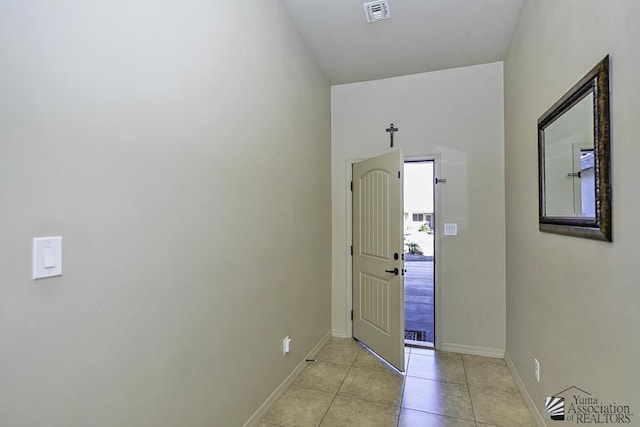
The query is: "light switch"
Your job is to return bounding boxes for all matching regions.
[33,237,62,279]
[444,223,458,236]
[43,247,55,268]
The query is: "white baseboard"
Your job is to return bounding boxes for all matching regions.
[505,352,547,427]
[440,343,505,358]
[332,329,348,338]
[243,330,332,427]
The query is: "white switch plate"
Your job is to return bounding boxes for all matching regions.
[444,223,458,236]
[534,358,540,382]
[33,237,62,279]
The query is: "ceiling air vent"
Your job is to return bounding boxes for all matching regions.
[363,0,390,23]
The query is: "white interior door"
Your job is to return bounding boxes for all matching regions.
[352,149,404,371]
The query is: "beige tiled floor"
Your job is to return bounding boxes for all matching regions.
[259,338,536,427]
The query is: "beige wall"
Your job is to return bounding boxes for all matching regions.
[331,63,506,355]
[0,1,331,426]
[504,0,640,422]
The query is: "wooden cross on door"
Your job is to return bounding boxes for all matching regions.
[386,124,398,147]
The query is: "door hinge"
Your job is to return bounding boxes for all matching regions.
[350,245,353,255]
[435,177,447,184]
[350,310,353,321]
[350,181,353,191]
[398,171,401,179]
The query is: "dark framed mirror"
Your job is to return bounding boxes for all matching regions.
[538,56,611,241]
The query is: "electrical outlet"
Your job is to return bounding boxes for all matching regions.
[283,336,291,355]
[534,358,540,382]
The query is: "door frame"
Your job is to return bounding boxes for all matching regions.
[345,154,443,349]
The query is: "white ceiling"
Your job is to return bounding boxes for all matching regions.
[281,0,523,85]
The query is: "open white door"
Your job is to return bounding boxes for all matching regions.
[353,150,404,371]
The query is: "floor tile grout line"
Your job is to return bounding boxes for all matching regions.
[335,344,406,423]
[398,361,407,425]
[334,392,403,408]
[261,339,359,426]
[403,351,477,424]
[404,375,468,385]
[315,344,362,426]
[339,346,405,409]
[405,348,468,385]
[398,406,478,424]
[462,355,479,424]
[315,390,338,427]
[396,347,410,427]
[397,346,416,425]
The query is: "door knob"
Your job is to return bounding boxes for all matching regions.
[385,268,399,275]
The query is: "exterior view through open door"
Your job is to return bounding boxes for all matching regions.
[352,149,405,371]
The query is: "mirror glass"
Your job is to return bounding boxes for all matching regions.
[543,92,594,218]
[538,56,611,241]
